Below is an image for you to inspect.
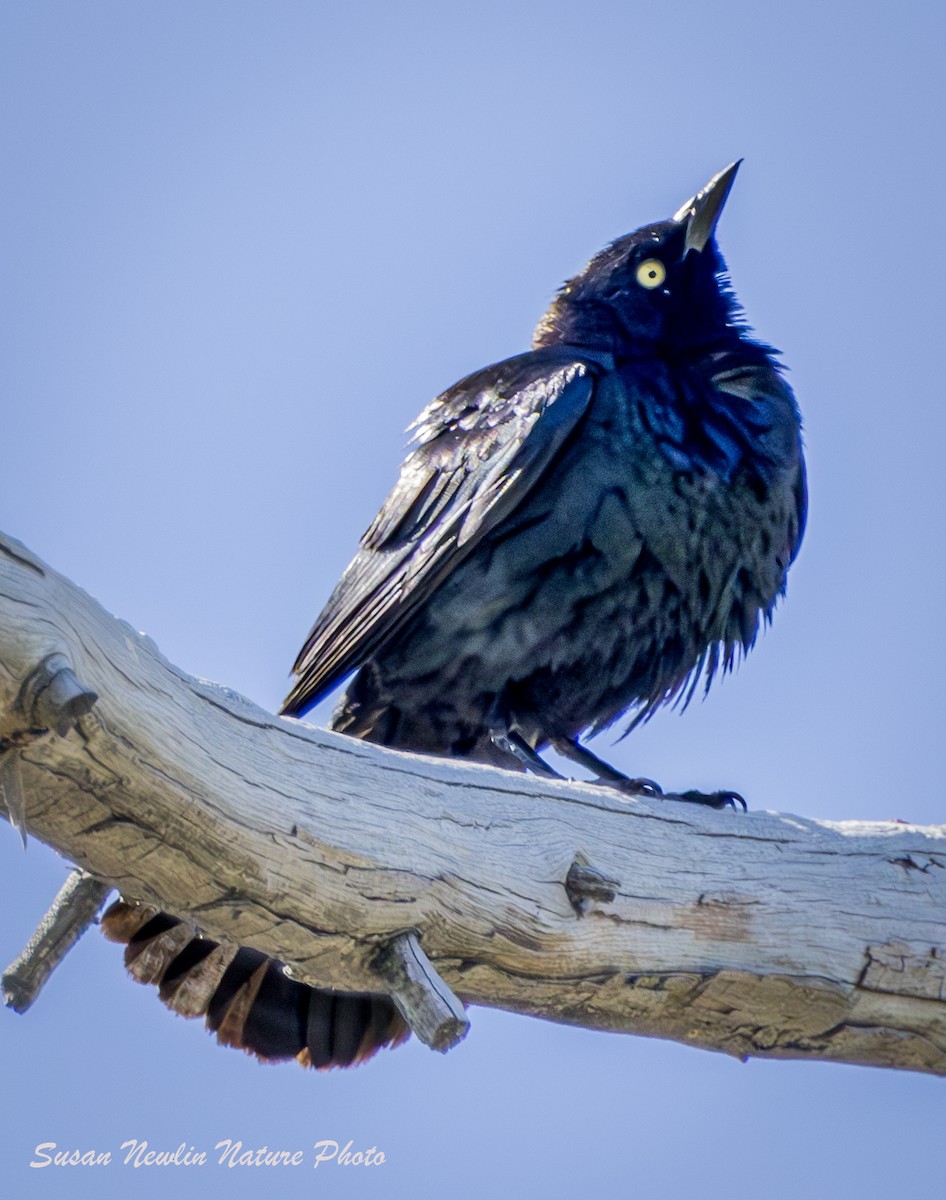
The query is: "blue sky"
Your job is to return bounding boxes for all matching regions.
[2,3,945,1197]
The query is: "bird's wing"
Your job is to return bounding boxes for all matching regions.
[281,350,597,715]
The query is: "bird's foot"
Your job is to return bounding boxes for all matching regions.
[548,736,745,809]
[609,776,664,800]
[501,733,746,810]
[664,788,747,811]
[609,778,745,810]
[550,736,661,796]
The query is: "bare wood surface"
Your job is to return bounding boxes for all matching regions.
[2,868,112,1012]
[1,530,945,1074]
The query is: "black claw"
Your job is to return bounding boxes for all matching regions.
[611,776,663,799]
[673,789,747,811]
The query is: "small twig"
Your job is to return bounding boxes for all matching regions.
[565,858,620,913]
[19,653,98,737]
[374,931,469,1052]
[3,869,113,1012]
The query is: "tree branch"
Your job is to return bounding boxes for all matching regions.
[2,869,112,1012]
[1,530,945,1074]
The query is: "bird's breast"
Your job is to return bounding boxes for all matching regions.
[374,356,802,735]
[522,359,802,646]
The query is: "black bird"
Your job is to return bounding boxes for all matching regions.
[285,160,805,798]
[104,163,806,1069]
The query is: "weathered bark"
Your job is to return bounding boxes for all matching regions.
[1,530,945,1074]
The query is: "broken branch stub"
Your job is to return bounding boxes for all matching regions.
[20,653,98,737]
[374,932,470,1052]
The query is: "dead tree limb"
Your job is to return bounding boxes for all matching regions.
[1,530,944,1074]
[2,869,112,1012]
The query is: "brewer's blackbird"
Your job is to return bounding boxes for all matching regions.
[104,163,806,1069]
[285,160,806,809]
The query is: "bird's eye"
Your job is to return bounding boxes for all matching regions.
[635,258,666,289]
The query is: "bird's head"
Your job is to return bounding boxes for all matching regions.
[533,162,746,356]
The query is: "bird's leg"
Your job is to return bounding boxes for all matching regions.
[549,737,662,798]
[489,729,565,779]
[549,737,745,810]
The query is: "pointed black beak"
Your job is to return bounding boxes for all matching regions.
[673,160,741,255]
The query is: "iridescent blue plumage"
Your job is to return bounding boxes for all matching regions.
[285,163,806,790]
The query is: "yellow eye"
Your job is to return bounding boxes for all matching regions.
[635,258,666,289]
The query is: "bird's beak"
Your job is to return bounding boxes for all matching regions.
[673,160,741,255]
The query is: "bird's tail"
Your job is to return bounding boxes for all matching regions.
[101,900,409,1069]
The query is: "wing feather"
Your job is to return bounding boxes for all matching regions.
[281,350,597,715]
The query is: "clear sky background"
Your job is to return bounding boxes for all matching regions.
[2,2,945,1196]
